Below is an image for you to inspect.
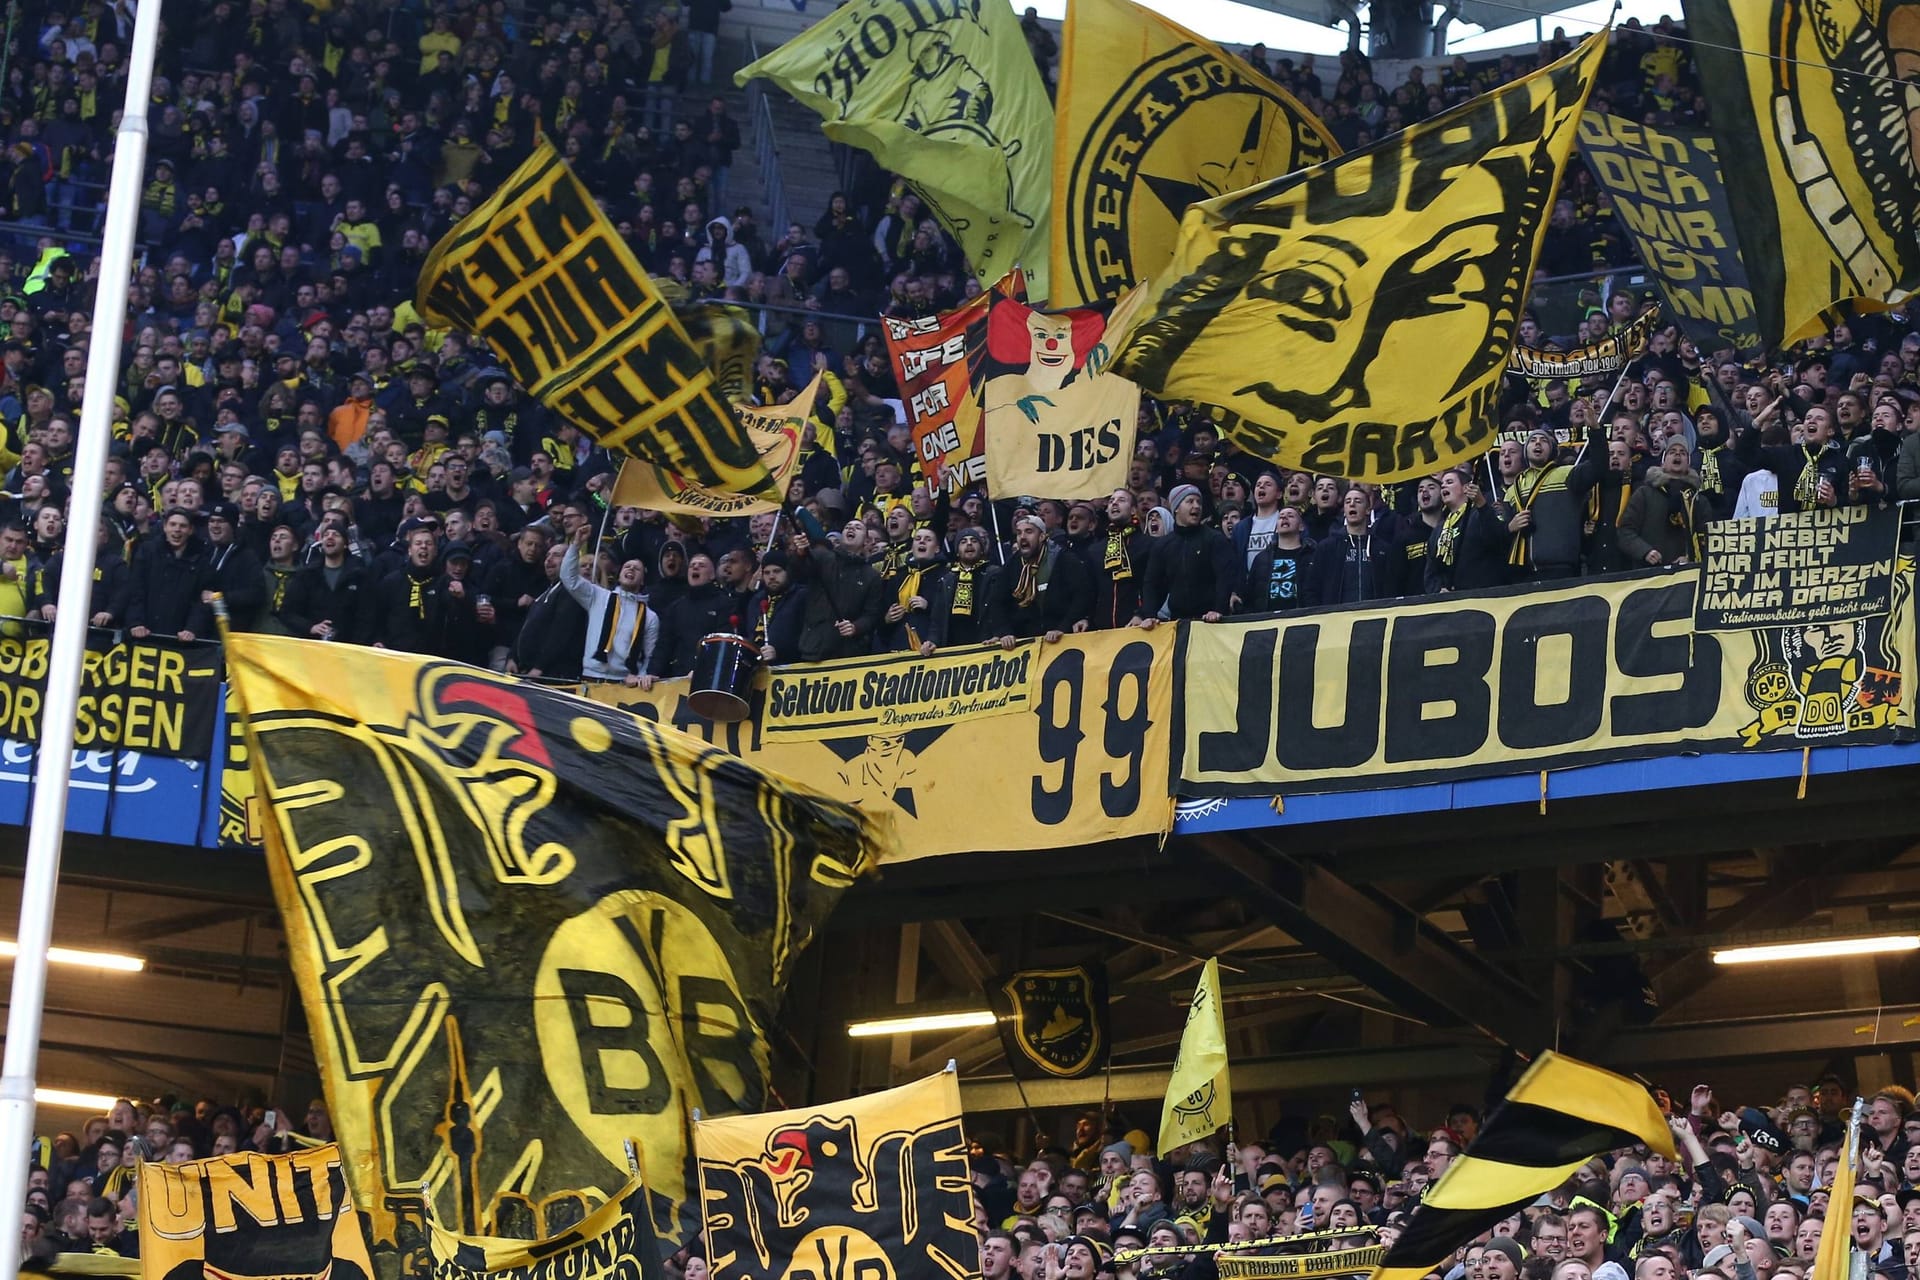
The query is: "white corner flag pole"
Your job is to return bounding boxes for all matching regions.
[0,0,164,1270]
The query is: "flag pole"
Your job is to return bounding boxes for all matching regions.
[0,1,162,1273]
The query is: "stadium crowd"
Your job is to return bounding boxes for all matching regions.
[26,1075,1920,1280]
[0,0,1903,691]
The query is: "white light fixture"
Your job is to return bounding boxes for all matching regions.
[1712,935,1920,966]
[34,1087,119,1110]
[847,1010,996,1038]
[0,940,145,973]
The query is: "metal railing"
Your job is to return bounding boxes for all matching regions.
[742,29,790,239]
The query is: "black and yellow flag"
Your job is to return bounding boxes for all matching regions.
[1368,1053,1674,1280]
[427,1175,665,1280]
[137,1146,377,1280]
[695,1071,982,1280]
[226,633,885,1273]
[416,140,773,497]
[988,965,1110,1079]
[1110,33,1605,485]
[1687,0,1920,346]
[1049,0,1336,309]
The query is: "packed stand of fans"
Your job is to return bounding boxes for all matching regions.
[960,1080,1910,1280]
[30,1076,1917,1280]
[0,0,1907,688]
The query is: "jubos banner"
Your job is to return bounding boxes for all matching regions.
[591,628,1176,858]
[1175,566,1916,796]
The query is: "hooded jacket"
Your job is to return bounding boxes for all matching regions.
[696,217,754,288]
[1618,469,1715,567]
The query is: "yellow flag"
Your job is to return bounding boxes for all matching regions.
[1689,1,1920,345]
[736,0,1053,298]
[416,140,773,497]
[427,1175,663,1280]
[1159,957,1229,1156]
[612,373,822,515]
[1048,0,1336,308]
[1110,33,1606,485]
[136,1147,377,1280]
[1811,1103,1859,1280]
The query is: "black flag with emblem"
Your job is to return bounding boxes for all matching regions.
[988,965,1110,1079]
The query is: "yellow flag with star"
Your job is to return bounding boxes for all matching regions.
[1109,33,1606,485]
[1049,0,1337,308]
[1158,957,1230,1156]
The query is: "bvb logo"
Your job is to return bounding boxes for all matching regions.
[1061,48,1333,304]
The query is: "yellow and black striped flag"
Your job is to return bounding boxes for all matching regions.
[1370,1053,1674,1280]
[417,140,775,497]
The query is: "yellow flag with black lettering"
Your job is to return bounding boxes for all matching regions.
[1110,33,1605,485]
[1158,957,1229,1156]
[1368,1053,1674,1280]
[136,1146,376,1280]
[736,0,1053,298]
[226,633,885,1272]
[427,1175,665,1280]
[416,140,773,497]
[612,374,822,516]
[1688,0,1920,346]
[1049,0,1336,308]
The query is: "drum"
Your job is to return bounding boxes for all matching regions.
[689,632,760,721]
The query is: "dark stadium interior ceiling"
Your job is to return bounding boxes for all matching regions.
[1226,0,1579,40]
[6,763,1920,1128]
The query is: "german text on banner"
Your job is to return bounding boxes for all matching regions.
[426,1175,664,1280]
[611,374,821,516]
[761,640,1037,742]
[137,1146,375,1280]
[0,633,220,757]
[1696,506,1902,632]
[1221,1246,1384,1278]
[1049,0,1336,309]
[736,0,1054,297]
[591,627,1176,859]
[983,287,1145,501]
[1176,564,1917,796]
[695,1072,982,1280]
[416,140,772,497]
[987,964,1110,1079]
[1506,306,1659,382]
[226,633,883,1269]
[883,286,998,495]
[1158,957,1230,1156]
[1688,0,1920,346]
[1110,34,1605,484]
[1369,1053,1674,1280]
[1575,114,1761,355]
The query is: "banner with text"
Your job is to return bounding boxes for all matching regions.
[0,634,220,757]
[884,288,994,496]
[1507,306,1660,381]
[426,1176,661,1280]
[610,375,821,517]
[1577,113,1762,354]
[762,642,1036,742]
[1176,566,1916,795]
[591,629,1175,858]
[1697,506,1901,632]
[138,1146,376,1280]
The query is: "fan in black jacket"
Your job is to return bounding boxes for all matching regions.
[282,525,375,643]
[989,513,1093,642]
[922,528,998,651]
[125,509,213,640]
[743,550,808,666]
[371,527,449,653]
[34,520,130,628]
[512,546,588,680]
[1424,469,1509,594]
[203,503,267,630]
[1302,489,1396,608]
[1133,485,1236,624]
[649,551,739,677]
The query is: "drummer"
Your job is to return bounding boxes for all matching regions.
[647,550,741,679]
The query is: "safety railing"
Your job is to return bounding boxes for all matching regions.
[742,28,790,242]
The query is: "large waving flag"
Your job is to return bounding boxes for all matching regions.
[227,633,884,1269]
[1370,1053,1675,1280]
[737,0,1053,297]
[1686,0,1920,346]
[1110,33,1606,485]
[417,140,774,497]
[1049,0,1336,308]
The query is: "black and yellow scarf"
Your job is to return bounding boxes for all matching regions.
[1699,444,1724,493]
[1435,504,1467,566]
[591,594,649,670]
[1103,522,1135,578]
[1792,445,1825,507]
[1011,547,1050,608]
[949,563,983,616]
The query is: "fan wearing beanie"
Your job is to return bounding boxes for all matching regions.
[1132,484,1236,625]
